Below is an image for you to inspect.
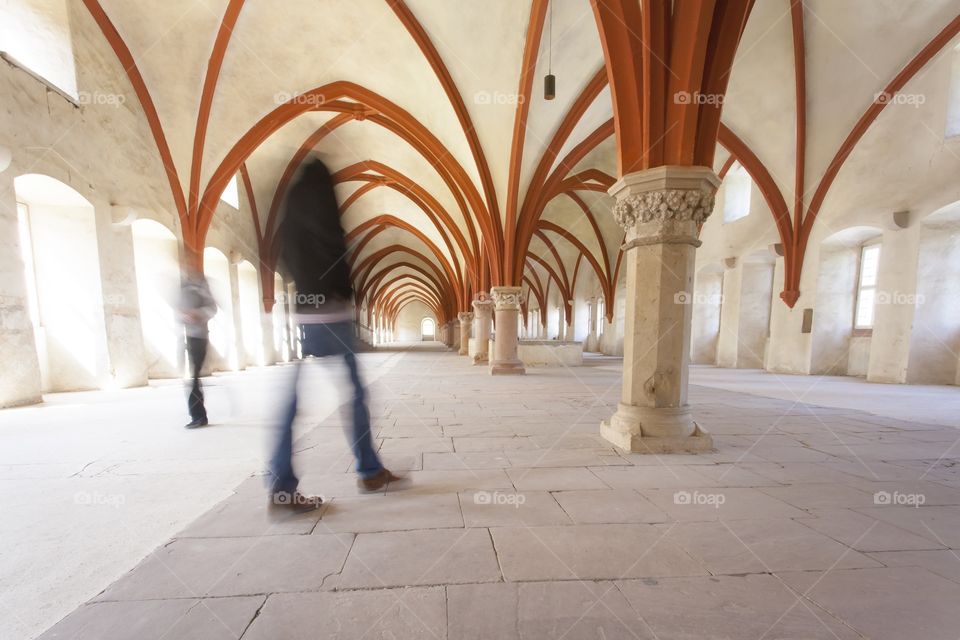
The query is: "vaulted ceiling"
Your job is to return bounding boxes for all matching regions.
[80,0,960,322]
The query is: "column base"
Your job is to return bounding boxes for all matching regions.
[600,404,713,453]
[472,354,489,365]
[489,359,525,375]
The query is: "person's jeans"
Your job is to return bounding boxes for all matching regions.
[269,321,383,494]
[185,336,208,421]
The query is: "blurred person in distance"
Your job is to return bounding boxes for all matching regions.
[178,265,217,428]
[270,157,402,513]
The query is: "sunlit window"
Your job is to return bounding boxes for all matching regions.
[597,298,605,336]
[946,44,960,138]
[220,175,240,209]
[722,162,751,223]
[0,0,78,99]
[854,244,881,329]
[421,317,435,340]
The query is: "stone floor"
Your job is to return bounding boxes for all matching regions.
[0,349,403,640]
[691,364,960,428]
[26,344,960,638]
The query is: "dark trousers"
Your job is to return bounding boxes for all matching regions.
[186,336,208,421]
[269,321,383,494]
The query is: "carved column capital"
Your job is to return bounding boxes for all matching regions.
[458,311,474,323]
[490,286,523,311]
[609,166,720,250]
[472,298,493,317]
[612,189,716,229]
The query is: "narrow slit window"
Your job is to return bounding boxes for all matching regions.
[854,244,881,330]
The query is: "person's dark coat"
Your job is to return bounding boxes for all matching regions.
[279,159,353,312]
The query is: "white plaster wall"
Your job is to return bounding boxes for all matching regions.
[25,201,107,391]
[203,248,236,372]
[716,265,741,368]
[131,223,181,379]
[395,300,434,342]
[599,280,626,356]
[95,210,148,389]
[236,261,263,368]
[907,221,960,384]
[766,257,814,375]
[810,245,859,375]
[737,261,774,368]
[0,0,78,98]
[867,225,921,383]
[691,267,723,364]
[847,336,871,377]
[0,2,266,401]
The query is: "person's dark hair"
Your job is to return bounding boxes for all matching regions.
[279,157,354,302]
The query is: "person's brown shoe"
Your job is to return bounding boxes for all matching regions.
[358,469,403,492]
[268,490,323,514]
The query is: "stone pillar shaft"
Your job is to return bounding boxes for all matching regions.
[458,311,473,356]
[472,298,493,364]
[601,166,719,453]
[489,286,525,375]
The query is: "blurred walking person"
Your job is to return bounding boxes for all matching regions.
[270,158,400,512]
[179,266,217,428]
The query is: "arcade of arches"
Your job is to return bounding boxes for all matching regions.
[3,1,960,639]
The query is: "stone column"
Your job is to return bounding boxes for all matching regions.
[489,286,525,375]
[0,170,42,407]
[472,298,492,364]
[95,202,148,388]
[601,166,719,453]
[868,219,919,383]
[587,296,598,351]
[227,252,245,370]
[458,311,473,355]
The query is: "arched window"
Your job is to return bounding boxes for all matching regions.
[722,162,751,224]
[0,0,78,99]
[946,44,960,138]
[420,317,436,340]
